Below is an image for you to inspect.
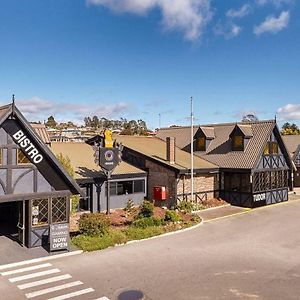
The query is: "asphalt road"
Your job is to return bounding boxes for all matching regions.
[2,199,300,300]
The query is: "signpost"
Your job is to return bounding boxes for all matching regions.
[50,223,69,252]
[93,129,122,214]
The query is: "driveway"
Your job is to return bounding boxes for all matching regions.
[1,199,300,299]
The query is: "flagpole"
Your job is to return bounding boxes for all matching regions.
[190,97,194,204]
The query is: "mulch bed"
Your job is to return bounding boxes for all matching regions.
[70,198,228,233]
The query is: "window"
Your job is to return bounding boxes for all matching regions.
[263,143,270,155]
[17,149,31,164]
[263,142,279,156]
[271,142,279,154]
[32,199,48,227]
[232,136,244,151]
[51,197,67,224]
[107,180,145,195]
[196,137,206,151]
[134,180,145,193]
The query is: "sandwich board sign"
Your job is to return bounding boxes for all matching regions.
[50,223,69,251]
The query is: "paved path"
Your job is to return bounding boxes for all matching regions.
[2,198,300,299]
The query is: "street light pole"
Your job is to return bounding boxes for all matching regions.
[190,97,194,204]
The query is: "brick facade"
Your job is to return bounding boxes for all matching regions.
[146,159,177,208]
[177,174,218,201]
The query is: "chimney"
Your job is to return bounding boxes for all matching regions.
[166,137,176,164]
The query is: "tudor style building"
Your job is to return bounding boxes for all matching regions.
[157,120,295,208]
[0,103,82,248]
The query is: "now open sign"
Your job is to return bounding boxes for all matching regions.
[50,223,69,251]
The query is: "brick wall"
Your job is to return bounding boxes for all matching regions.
[146,159,177,208]
[177,174,218,200]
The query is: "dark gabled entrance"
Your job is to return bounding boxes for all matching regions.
[0,201,27,246]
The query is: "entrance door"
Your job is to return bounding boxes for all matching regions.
[17,201,26,246]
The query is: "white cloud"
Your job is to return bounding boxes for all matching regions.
[226,4,252,18]
[256,0,294,7]
[214,22,242,39]
[87,0,213,41]
[254,10,289,35]
[1,97,131,125]
[277,104,300,120]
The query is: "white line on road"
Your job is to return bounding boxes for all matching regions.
[18,274,72,290]
[25,281,83,298]
[47,287,95,300]
[1,263,52,276]
[0,250,83,271]
[9,268,60,283]
[94,297,111,300]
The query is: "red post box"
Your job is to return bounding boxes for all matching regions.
[153,186,167,200]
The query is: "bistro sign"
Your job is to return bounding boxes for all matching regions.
[13,130,44,163]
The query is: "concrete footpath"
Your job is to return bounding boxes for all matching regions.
[196,205,248,222]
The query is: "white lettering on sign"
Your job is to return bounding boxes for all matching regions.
[254,193,266,202]
[13,130,43,164]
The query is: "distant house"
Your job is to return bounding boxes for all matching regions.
[116,135,219,208]
[282,135,300,187]
[157,120,295,208]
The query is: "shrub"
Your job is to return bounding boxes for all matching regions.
[78,213,110,237]
[72,230,127,251]
[131,217,163,229]
[137,200,154,218]
[177,201,194,213]
[164,210,181,222]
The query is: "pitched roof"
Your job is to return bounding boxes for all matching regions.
[156,126,199,149]
[282,135,300,158]
[30,123,51,144]
[236,124,253,138]
[200,127,215,139]
[116,135,218,173]
[196,121,276,169]
[157,120,289,170]
[0,103,83,196]
[50,142,146,180]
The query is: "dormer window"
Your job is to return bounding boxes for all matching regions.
[230,124,253,152]
[232,135,244,151]
[194,127,215,152]
[196,137,206,151]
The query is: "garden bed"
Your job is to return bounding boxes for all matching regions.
[71,201,201,252]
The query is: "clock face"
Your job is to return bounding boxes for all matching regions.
[104,150,114,161]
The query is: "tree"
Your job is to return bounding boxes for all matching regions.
[56,153,80,213]
[45,116,57,128]
[242,114,259,122]
[281,122,300,135]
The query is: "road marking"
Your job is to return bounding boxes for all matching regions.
[1,263,52,276]
[94,297,111,300]
[18,274,72,290]
[0,250,83,271]
[25,281,83,298]
[9,268,60,283]
[47,287,95,300]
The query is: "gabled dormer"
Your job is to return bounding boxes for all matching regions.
[229,124,253,151]
[194,127,215,152]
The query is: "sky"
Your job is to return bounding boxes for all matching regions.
[0,0,299,130]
